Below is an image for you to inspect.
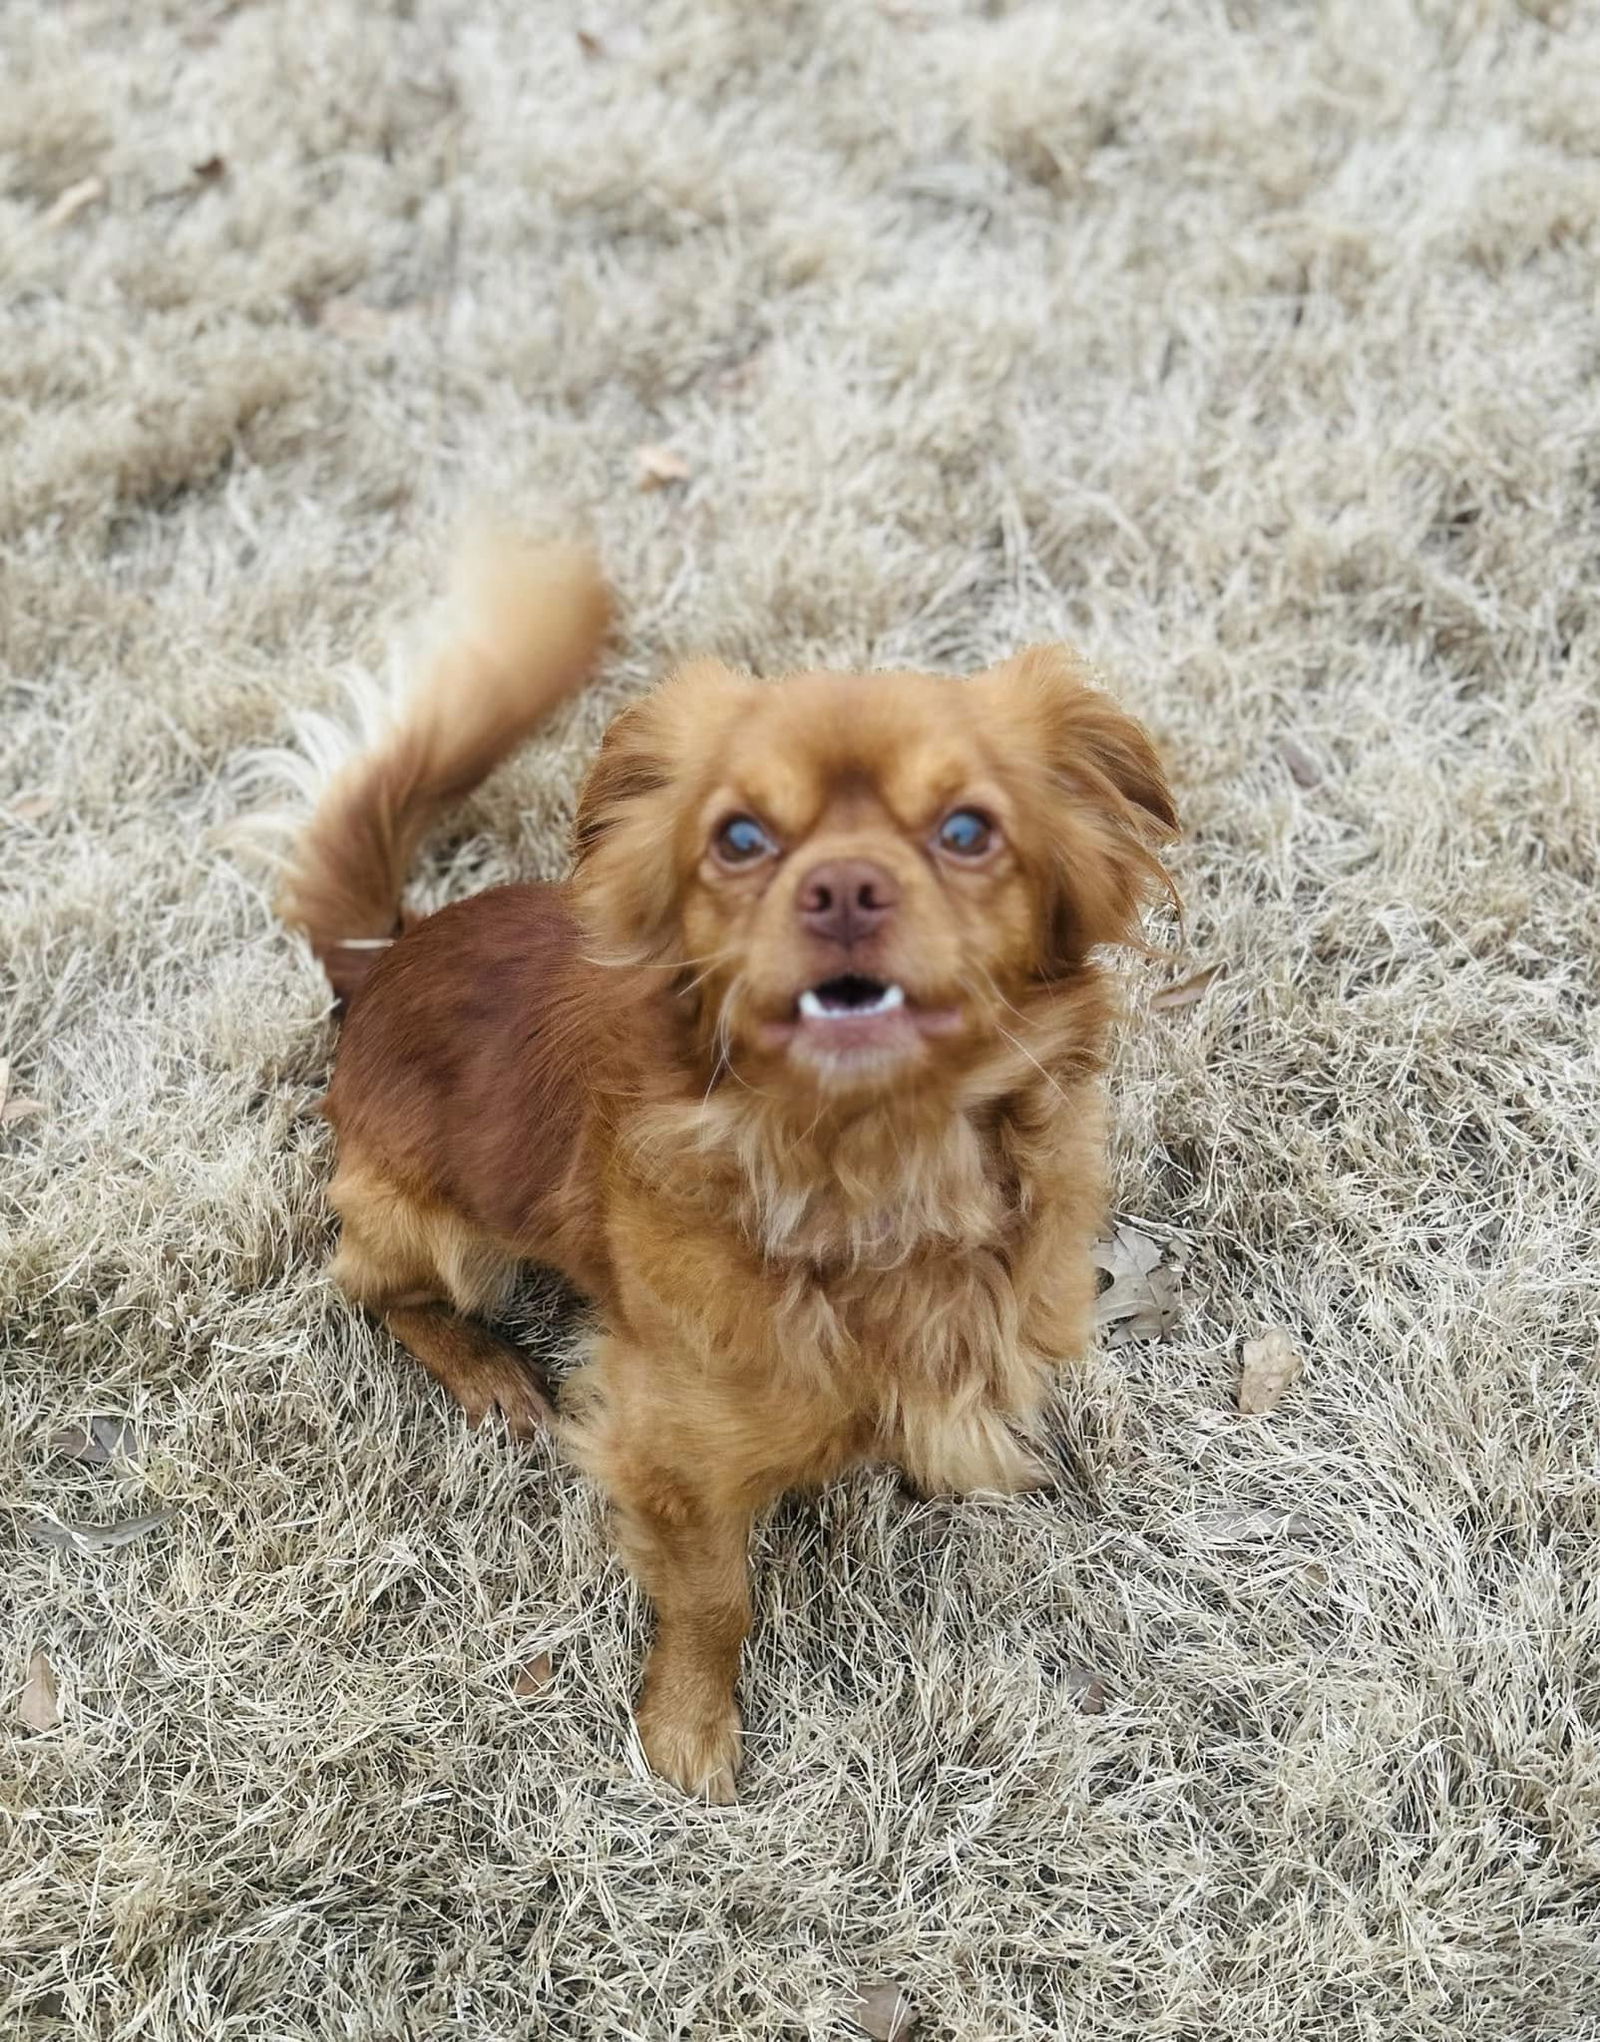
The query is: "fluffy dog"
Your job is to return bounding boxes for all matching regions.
[277,536,1177,1800]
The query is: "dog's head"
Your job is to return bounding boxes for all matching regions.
[572,647,1177,1100]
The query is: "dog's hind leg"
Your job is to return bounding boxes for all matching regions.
[382,1303,554,1439]
[328,1163,552,1437]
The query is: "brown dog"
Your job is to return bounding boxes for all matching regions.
[277,536,1177,1800]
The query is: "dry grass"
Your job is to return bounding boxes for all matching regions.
[4,3,1600,2037]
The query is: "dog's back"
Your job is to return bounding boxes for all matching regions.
[268,536,614,1436]
[324,878,636,1312]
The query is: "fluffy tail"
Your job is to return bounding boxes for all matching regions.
[277,534,611,1006]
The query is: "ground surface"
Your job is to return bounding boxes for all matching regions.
[4,3,1599,2038]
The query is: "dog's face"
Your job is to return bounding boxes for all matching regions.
[573,648,1176,1099]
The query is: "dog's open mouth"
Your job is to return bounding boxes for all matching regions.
[796,975,905,1020]
[762,973,964,1071]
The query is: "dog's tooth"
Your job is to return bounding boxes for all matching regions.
[798,982,905,1020]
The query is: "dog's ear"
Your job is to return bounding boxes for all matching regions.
[571,659,753,962]
[987,643,1178,835]
[976,644,1179,966]
[572,698,672,859]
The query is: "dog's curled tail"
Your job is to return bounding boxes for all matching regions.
[278,535,611,1006]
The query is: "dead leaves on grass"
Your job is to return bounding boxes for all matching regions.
[43,176,105,230]
[23,1510,174,1555]
[1151,962,1225,1011]
[849,1981,917,2040]
[316,296,394,342]
[1092,1230,1301,1423]
[0,1058,44,1127]
[1278,735,1323,788]
[1202,1504,1314,1543]
[52,1417,139,1466]
[7,791,57,821]
[635,443,691,490]
[513,1653,554,1697]
[1063,1667,1108,1715]
[1238,1326,1304,1414]
[20,1651,60,1733]
[1093,1223,1181,1346]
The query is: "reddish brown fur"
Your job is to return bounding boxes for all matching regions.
[279,535,612,1007]
[282,544,1177,1801]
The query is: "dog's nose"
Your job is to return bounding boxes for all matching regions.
[797,859,899,948]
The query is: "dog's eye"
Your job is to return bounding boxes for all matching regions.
[714,814,778,865]
[936,808,995,858]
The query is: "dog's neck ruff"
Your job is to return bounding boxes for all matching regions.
[627,1075,1038,1275]
[619,973,1109,1272]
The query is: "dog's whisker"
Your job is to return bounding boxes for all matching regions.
[967,959,1039,1033]
[679,950,743,999]
[959,973,1071,1103]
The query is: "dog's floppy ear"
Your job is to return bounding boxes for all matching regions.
[976,643,1179,965]
[571,659,753,962]
[572,698,672,859]
[988,643,1178,835]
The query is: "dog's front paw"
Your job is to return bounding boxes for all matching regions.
[637,1692,742,1804]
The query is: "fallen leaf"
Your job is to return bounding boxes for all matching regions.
[636,443,691,490]
[1238,1326,1304,1415]
[576,28,604,56]
[715,353,763,395]
[23,1510,174,1554]
[1098,1222,1162,1277]
[513,1652,553,1696]
[20,1651,59,1733]
[317,296,391,341]
[52,1417,139,1466]
[1092,1223,1180,1346]
[192,154,227,182]
[1151,963,1224,1011]
[1279,736,1322,788]
[850,1981,917,2040]
[44,176,105,229]
[2,1096,44,1125]
[1202,1505,1314,1542]
[1064,1667,1107,1715]
[8,792,57,820]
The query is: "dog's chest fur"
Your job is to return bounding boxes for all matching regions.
[625,1078,1097,1492]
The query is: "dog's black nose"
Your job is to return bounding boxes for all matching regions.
[797,859,899,948]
